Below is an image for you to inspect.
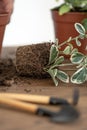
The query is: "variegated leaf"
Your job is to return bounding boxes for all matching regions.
[70,52,84,64]
[63,46,71,55]
[47,69,58,86]
[56,70,69,83]
[75,23,86,35]
[76,38,81,46]
[49,44,58,64]
[71,48,78,55]
[71,67,87,84]
[50,56,64,69]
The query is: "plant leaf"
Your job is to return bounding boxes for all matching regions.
[56,70,69,83]
[63,46,71,55]
[76,62,84,68]
[75,23,86,35]
[49,44,58,64]
[50,56,64,69]
[59,4,71,15]
[71,67,87,84]
[71,48,78,55]
[47,69,58,86]
[75,38,81,46]
[70,52,84,64]
[84,57,87,65]
[82,18,87,31]
[54,56,64,65]
[68,43,73,50]
[65,0,84,7]
[79,34,85,39]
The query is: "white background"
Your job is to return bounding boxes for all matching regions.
[3,0,63,46]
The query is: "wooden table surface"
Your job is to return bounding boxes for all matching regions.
[0,47,87,130]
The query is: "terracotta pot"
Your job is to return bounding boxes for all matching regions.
[51,10,87,54]
[0,13,10,53]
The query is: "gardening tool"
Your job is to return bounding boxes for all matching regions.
[0,95,79,123]
[0,88,79,106]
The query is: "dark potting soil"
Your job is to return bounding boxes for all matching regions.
[0,42,52,87]
[16,42,51,78]
[0,58,17,86]
[0,58,37,87]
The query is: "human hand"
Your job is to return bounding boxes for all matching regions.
[0,0,14,14]
[3,0,14,14]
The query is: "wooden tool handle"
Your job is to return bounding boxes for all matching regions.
[0,93,50,104]
[0,96,38,113]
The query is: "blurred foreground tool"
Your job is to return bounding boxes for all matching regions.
[0,89,80,123]
[0,88,79,106]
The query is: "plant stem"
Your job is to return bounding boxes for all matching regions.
[60,68,77,71]
[58,36,79,48]
[58,63,74,66]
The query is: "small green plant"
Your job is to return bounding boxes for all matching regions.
[55,0,87,15]
[44,22,87,86]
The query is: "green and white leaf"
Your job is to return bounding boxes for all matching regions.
[82,18,87,31]
[71,48,78,55]
[53,69,58,77]
[59,4,71,15]
[75,23,86,35]
[55,39,59,47]
[84,57,87,65]
[76,62,84,68]
[50,56,64,69]
[49,44,58,64]
[55,56,64,65]
[68,43,73,50]
[70,52,84,64]
[56,70,69,83]
[75,38,81,46]
[71,67,87,84]
[47,69,58,86]
[79,34,85,39]
[63,46,71,55]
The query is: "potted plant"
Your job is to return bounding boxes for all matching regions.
[0,13,10,53]
[51,0,87,54]
[44,22,87,86]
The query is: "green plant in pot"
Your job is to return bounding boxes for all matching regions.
[44,22,87,86]
[55,0,87,15]
[51,0,87,54]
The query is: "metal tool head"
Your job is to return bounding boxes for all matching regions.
[50,105,79,123]
[50,88,79,106]
[37,88,80,123]
[38,103,79,123]
[72,88,79,106]
[50,88,80,123]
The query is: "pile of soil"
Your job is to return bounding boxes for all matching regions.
[0,58,33,87]
[0,42,52,87]
[0,58,17,86]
